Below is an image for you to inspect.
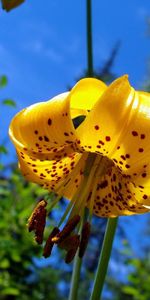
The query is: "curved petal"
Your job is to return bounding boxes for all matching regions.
[70,78,107,119]
[9,92,78,159]
[76,75,135,156]
[110,91,150,179]
[9,79,106,161]
[17,148,88,200]
[70,77,107,112]
[86,166,149,218]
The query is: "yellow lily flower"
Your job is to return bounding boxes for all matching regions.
[9,75,150,261]
[1,0,25,11]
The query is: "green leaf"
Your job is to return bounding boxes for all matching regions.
[0,163,4,170]
[2,99,16,107]
[0,75,7,87]
[0,258,10,269]
[2,287,20,296]
[0,145,7,154]
[123,286,139,296]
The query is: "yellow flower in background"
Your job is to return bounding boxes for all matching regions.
[1,0,25,12]
[9,75,150,262]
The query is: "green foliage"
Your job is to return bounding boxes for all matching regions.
[106,237,150,300]
[0,145,8,154]
[0,75,8,88]
[0,168,64,300]
[0,75,16,108]
[0,74,65,299]
[2,99,16,107]
[121,256,150,300]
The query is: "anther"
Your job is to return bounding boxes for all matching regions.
[79,222,91,258]
[43,227,60,258]
[65,235,80,264]
[52,215,80,244]
[58,234,80,251]
[28,199,47,244]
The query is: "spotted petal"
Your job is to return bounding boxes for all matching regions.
[76,75,134,154]
[17,148,88,199]
[9,92,78,159]
[9,78,107,160]
[90,166,149,217]
[110,91,150,177]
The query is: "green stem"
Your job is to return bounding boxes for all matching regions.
[68,213,87,300]
[68,254,82,300]
[90,217,118,300]
[68,1,94,299]
[86,0,93,76]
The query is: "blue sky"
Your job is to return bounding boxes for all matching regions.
[1,0,150,160]
[1,0,150,104]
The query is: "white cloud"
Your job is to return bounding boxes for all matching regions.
[23,39,63,63]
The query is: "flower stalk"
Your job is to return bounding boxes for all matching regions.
[68,252,82,300]
[68,212,87,300]
[90,217,118,300]
[68,1,94,297]
[86,0,93,76]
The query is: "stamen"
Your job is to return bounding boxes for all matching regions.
[52,215,80,243]
[65,235,80,264]
[70,155,101,217]
[79,222,91,258]
[58,199,76,228]
[58,234,80,251]
[28,199,47,244]
[43,227,60,258]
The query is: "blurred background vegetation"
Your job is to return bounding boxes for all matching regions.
[0,1,150,300]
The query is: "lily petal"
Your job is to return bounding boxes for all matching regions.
[17,148,88,199]
[76,75,134,155]
[89,166,149,217]
[110,91,150,177]
[70,78,107,117]
[9,92,77,159]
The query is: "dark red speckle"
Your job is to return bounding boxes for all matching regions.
[105,136,111,142]
[94,125,99,130]
[48,118,52,126]
[132,131,138,136]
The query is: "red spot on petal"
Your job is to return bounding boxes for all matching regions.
[139,148,144,152]
[132,131,138,136]
[105,136,111,142]
[48,118,52,126]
